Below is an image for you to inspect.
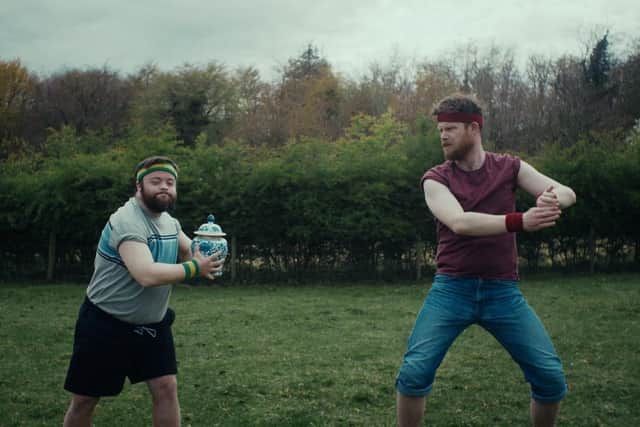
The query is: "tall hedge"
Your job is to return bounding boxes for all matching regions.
[2,118,639,282]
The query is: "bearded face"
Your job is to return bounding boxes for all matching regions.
[138,171,177,213]
[444,132,474,161]
[438,123,475,161]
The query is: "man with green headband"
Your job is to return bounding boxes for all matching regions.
[63,155,224,427]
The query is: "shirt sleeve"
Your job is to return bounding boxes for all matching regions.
[507,154,521,186]
[513,156,521,179]
[420,164,449,190]
[109,216,148,250]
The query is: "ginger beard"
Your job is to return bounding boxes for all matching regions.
[442,126,475,161]
[139,181,177,213]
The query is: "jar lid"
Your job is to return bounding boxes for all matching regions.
[194,214,226,237]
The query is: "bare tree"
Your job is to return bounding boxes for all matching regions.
[35,67,133,138]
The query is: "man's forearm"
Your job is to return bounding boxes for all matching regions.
[449,212,507,236]
[133,262,191,288]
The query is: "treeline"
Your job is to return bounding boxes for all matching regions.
[3,33,639,155]
[1,32,640,282]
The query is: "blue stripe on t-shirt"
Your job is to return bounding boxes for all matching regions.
[96,222,125,266]
[148,233,179,264]
[96,221,178,265]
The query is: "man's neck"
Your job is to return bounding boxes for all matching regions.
[455,146,486,171]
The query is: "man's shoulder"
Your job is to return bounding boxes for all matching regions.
[422,161,453,184]
[423,160,455,176]
[108,198,149,236]
[428,160,453,172]
[110,198,141,223]
[486,151,520,163]
[485,152,521,174]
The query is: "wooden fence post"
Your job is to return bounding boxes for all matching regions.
[47,231,56,282]
[416,240,424,281]
[231,235,237,282]
[588,226,596,274]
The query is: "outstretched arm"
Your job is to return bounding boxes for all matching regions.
[119,241,224,287]
[423,179,561,237]
[517,161,577,209]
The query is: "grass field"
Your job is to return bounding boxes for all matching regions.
[0,273,638,426]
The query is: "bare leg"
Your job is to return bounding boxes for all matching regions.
[397,392,425,427]
[63,394,99,427]
[147,375,180,427]
[530,399,560,427]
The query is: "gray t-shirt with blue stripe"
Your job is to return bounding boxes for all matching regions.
[86,197,181,324]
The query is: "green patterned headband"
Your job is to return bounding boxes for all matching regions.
[136,163,178,182]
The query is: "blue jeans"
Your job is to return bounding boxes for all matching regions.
[396,274,567,403]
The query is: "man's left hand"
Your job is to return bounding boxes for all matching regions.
[536,186,560,209]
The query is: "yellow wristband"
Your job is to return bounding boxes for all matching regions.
[181,260,199,280]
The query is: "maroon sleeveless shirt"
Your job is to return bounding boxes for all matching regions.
[421,152,521,280]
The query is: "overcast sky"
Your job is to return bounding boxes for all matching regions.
[1,0,638,80]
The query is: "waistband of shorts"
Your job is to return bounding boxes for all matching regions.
[83,296,137,329]
[83,296,174,329]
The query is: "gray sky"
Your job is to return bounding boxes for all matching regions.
[1,0,638,80]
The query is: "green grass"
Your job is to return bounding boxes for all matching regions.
[1,273,639,426]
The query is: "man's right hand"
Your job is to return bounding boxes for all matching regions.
[523,206,561,232]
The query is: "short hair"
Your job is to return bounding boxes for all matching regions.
[432,93,484,116]
[134,155,179,183]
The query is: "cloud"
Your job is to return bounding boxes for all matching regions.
[1,0,638,79]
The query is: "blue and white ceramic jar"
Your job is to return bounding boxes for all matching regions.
[191,214,228,276]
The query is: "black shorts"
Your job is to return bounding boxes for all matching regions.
[64,297,177,397]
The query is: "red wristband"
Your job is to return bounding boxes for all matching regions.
[505,213,524,232]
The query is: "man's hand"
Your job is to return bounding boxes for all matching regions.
[536,185,560,209]
[192,245,225,280]
[523,206,561,232]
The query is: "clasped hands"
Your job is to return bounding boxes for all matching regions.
[523,186,562,232]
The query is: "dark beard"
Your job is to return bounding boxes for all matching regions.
[141,186,176,213]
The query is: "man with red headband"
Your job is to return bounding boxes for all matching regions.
[63,156,224,427]
[395,93,576,426]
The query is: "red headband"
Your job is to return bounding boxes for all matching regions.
[437,112,483,129]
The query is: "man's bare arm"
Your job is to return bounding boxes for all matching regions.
[517,161,576,209]
[119,240,223,287]
[423,179,561,236]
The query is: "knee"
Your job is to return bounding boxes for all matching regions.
[529,365,568,403]
[396,357,436,397]
[148,375,178,403]
[67,394,99,417]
